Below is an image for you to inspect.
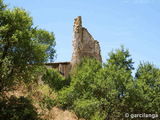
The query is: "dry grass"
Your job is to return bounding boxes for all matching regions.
[42,107,78,120]
[3,82,83,120]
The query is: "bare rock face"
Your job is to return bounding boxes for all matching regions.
[71,16,102,67]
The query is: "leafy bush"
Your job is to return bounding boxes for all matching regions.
[0,96,39,120]
[73,98,101,119]
[42,68,66,91]
[42,95,56,110]
[58,58,107,118]
[58,47,160,120]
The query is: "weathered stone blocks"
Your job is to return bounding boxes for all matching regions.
[46,16,102,78]
[71,16,102,68]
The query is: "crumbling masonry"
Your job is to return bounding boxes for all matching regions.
[45,16,102,78]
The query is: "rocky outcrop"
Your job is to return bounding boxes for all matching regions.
[71,16,102,67]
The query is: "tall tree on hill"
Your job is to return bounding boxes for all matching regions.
[0,0,56,93]
[133,62,160,114]
[104,45,134,98]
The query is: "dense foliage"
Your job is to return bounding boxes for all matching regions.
[0,1,159,119]
[0,0,56,119]
[0,0,56,93]
[0,96,39,120]
[58,46,160,119]
[42,68,66,91]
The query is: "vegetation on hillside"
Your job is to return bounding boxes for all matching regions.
[57,46,160,119]
[0,0,160,120]
[0,0,56,119]
[0,0,56,93]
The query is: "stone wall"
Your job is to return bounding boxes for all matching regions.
[45,16,102,78]
[71,16,102,68]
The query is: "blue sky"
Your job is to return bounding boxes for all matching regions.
[4,0,160,71]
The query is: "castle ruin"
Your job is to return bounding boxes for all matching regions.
[45,16,102,78]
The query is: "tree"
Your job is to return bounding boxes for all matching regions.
[58,47,135,119]
[58,58,104,119]
[33,29,56,62]
[106,45,134,71]
[133,62,160,114]
[101,46,134,118]
[135,62,160,87]
[58,47,160,119]
[104,45,134,98]
[42,68,66,91]
[0,0,56,93]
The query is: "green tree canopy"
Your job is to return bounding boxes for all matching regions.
[133,62,160,114]
[58,47,135,119]
[104,46,134,98]
[0,0,56,92]
[57,46,160,120]
[135,62,160,87]
[106,45,134,71]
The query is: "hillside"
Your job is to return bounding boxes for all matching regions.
[2,82,83,120]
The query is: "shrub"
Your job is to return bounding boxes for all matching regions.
[42,95,56,110]
[42,68,66,91]
[73,98,101,119]
[57,48,160,120]
[0,96,39,120]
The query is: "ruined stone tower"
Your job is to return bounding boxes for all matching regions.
[45,16,102,77]
[71,16,102,67]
